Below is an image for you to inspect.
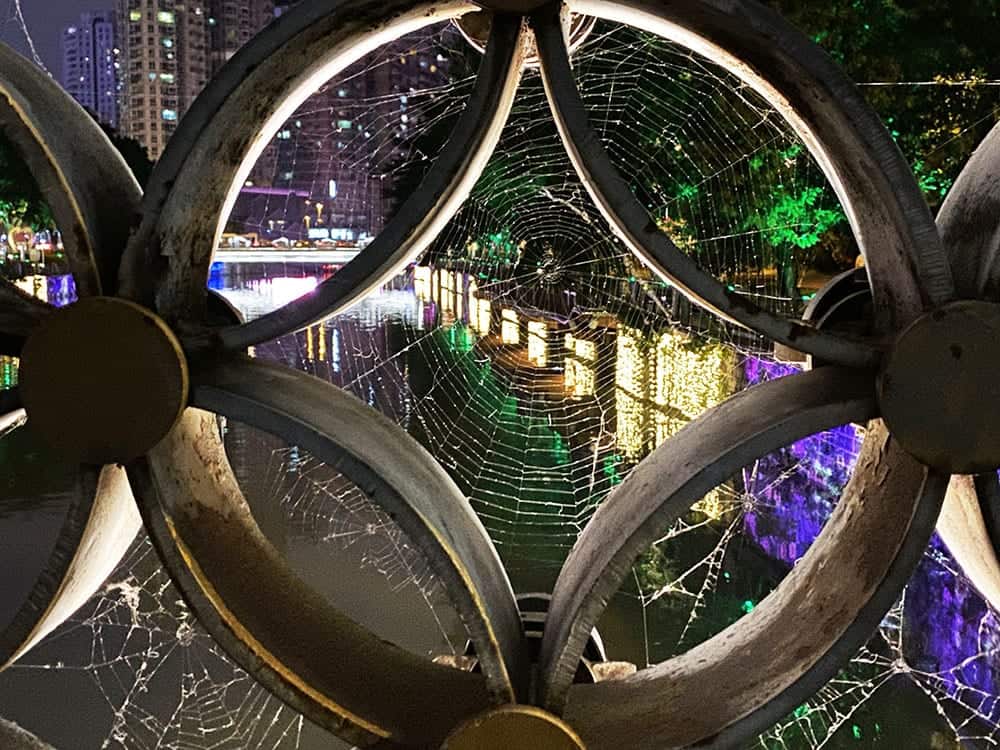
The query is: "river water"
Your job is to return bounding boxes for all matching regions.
[0,263,990,748]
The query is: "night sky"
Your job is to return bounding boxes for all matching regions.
[1,0,114,75]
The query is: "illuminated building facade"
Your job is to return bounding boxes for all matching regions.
[60,11,121,128]
[614,326,735,466]
[117,0,210,160]
[205,0,274,76]
[245,5,451,241]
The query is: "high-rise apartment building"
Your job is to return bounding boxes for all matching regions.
[60,11,121,128]
[115,0,275,161]
[206,0,274,76]
[116,0,210,160]
[230,25,452,243]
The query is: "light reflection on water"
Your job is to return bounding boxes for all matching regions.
[0,263,993,747]
[214,261,1000,745]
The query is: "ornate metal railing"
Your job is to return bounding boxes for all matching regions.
[3,0,1000,747]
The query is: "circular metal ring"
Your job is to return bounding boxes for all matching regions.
[129,357,528,747]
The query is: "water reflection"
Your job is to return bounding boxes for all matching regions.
[213,261,1000,746]
[0,261,995,747]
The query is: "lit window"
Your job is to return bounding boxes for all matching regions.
[501,309,519,344]
[157,11,175,24]
[276,129,291,140]
[129,10,142,21]
[162,109,178,121]
[148,72,157,80]
[336,119,352,130]
[162,38,174,48]
[337,88,347,97]
[160,73,174,83]
[328,180,337,198]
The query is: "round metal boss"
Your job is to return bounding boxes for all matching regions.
[441,705,586,750]
[878,300,1000,474]
[19,297,189,465]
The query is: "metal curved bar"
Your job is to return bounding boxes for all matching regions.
[186,14,528,354]
[538,369,948,748]
[0,716,55,750]
[121,0,482,320]
[975,473,1000,551]
[0,44,142,297]
[538,365,878,708]
[131,358,527,747]
[536,0,951,364]
[0,465,141,669]
[562,430,944,749]
[936,475,1000,611]
[0,391,25,439]
[937,121,1000,300]
[929,138,1000,611]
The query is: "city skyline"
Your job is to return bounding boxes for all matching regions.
[1,0,114,74]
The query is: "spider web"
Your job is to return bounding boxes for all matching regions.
[3,11,1000,750]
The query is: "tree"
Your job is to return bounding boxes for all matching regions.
[0,134,53,233]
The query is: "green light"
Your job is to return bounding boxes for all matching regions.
[793,705,808,719]
[851,724,862,740]
[741,599,755,614]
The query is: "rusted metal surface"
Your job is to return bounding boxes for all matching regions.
[0,55,145,672]
[187,12,528,353]
[18,297,189,465]
[1,0,993,745]
[877,300,1000,474]
[132,407,496,748]
[123,0,478,320]
[938,120,1000,300]
[0,44,142,296]
[0,718,55,750]
[442,705,586,749]
[538,366,880,711]
[189,357,528,702]
[456,8,595,68]
[536,0,950,363]
[927,125,1000,612]
[562,426,945,749]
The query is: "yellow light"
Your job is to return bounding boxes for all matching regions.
[440,270,453,313]
[318,324,326,362]
[615,327,650,460]
[14,276,47,303]
[652,329,736,516]
[477,299,491,335]
[501,308,519,345]
[527,321,547,366]
[565,336,596,397]
[306,325,314,360]
[468,281,479,330]
[414,266,431,300]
